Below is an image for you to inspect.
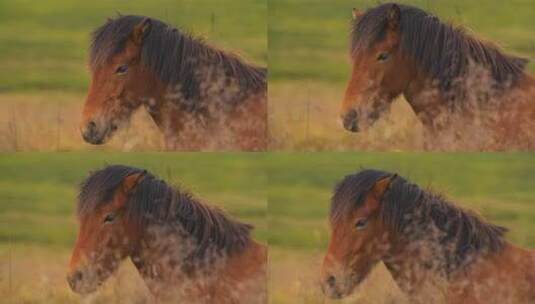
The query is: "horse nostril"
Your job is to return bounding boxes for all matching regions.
[81,120,106,145]
[67,271,83,289]
[327,275,336,287]
[342,110,359,132]
[87,121,96,130]
[73,271,83,282]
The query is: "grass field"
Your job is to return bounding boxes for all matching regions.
[267,153,535,303]
[0,0,266,151]
[269,0,535,150]
[0,153,267,303]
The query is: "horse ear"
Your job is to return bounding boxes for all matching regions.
[131,18,151,46]
[361,174,396,216]
[121,172,145,195]
[112,172,145,209]
[386,4,401,31]
[372,174,397,200]
[352,8,363,20]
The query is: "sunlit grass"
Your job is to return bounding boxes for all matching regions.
[269,82,424,151]
[0,243,151,304]
[0,93,165,151]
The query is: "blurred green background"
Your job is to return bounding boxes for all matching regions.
[0,153,267,247]
[269,153,535,249]
[269,0,535,84]
[0,0,267,92]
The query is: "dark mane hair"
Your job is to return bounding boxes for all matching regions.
[89,15,266,99]
[331,169,507,262]
[350,3,528,92]
[78,165,252,257]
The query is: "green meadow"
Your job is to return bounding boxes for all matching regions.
[269,0,535,83]
[267,153,535,303]
[0,0,267,92]
[0,153,267,245]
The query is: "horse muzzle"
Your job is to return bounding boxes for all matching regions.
[67,270,97,294]
[81,120,117,145]
[341,109,359,132]
[321,274,343,299]
[321,273,356,299]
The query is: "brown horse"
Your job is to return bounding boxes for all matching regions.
[340,3,535,150]
[321,169,535,304]
[67,165,266,303]
[81,15,267,151]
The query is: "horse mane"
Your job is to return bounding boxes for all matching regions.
[89,15,266,100]
[331,169,507,264]
[78,165,253,258]
[351,3,528,92]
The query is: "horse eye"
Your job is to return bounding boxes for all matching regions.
[377,52,390,62]
[103,213,116,223]
[355,218,368,230]
[115,65,128,75]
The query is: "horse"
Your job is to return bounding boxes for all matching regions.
[340,3,535,150]
[320,169,535,304]
[80,15,267,151]
[67,165,267,303]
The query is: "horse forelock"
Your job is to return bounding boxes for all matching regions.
[350,3,528,92]
[77,164,145,217]
[77,165,252,258]
[330,169,391,224]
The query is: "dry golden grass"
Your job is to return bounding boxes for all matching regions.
[269,247,409,304]
[0,244,410,304]
[0,244,153,304]
[268,81,425,151]
[0,92,164,152]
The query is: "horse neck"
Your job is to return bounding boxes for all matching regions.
[403,65,535,133]
[384,222,535,302]
[195,52,266,113]
[219,240,267,302]
[382,229,450,299]
[129,223,192,283]
[492,244,535,300]
[524,247,535,301]
[170,46,265,108]
[224,240,267,278]
[382,218,485,298]
[445,243,535,303]
[129,223,265,300]
[515,72,535,100]
[145,52,266,150]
